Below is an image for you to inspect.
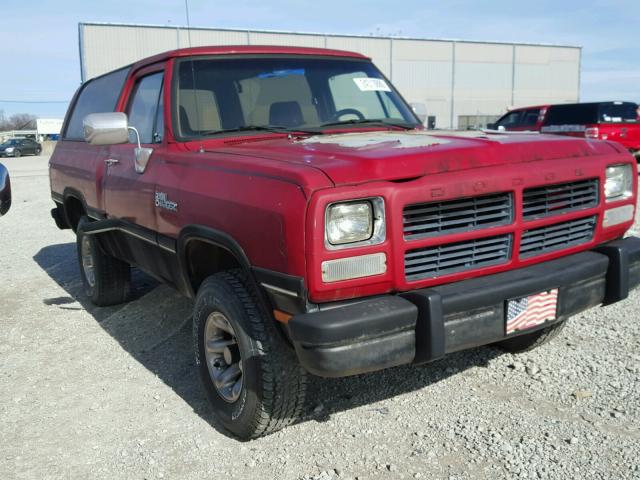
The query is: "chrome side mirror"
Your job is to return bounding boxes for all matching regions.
[83,112,153,174]
[410,102,428,123]
[83,112,130,145]
[0,163,11,216]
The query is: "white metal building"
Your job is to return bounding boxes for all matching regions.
[78,22,581,129]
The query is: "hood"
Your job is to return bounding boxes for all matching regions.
[206,130,619,186]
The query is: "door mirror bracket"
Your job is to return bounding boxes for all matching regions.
[127,126,153,174]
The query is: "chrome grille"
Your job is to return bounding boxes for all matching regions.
[405,234,512,281]
[519,216,596,258]
[403,193,512,240]
[522,179,598,220]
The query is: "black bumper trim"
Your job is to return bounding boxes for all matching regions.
[294,330,415,378]
[288,237,640,378]
[429,251,609,315]
[289,295,417,347]
[289,295,417,377]
[401,290,445,364]
[596,237,640,304]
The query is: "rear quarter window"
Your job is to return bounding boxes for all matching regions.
[598,102,638,123]
[63,67,131,140]
[543,104,598,125]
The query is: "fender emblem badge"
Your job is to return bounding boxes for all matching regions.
[155,191,178,212]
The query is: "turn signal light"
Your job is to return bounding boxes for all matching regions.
[321,253,387,283]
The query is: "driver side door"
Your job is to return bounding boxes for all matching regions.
[102,66,165,234]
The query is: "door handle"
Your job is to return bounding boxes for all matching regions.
[105,158,120,166]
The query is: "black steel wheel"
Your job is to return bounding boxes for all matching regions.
[193,269,307,439]
[76,217,131,306]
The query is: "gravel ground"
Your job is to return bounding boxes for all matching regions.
[1,156,639,480]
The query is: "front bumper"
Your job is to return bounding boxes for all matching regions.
[288,237,640,377]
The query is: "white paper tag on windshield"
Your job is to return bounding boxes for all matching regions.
[353,77,391,92]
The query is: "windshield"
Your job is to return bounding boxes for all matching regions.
[173,56,419,138]
[1,140,19,146]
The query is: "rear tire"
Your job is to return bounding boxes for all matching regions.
[496,320,566,353]
[35,147,42,156]
[193,269,307,440]
[76,217,131,306]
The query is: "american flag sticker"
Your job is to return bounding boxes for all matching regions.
[506,289,558,335]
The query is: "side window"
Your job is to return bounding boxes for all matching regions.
[63,67,130,140]
[127,72,164,144]
[522,109,541,126]
[544,105,598,125]
[496,111,522,128]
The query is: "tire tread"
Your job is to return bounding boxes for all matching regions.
[197,269,307,439]
[77,217,131,306]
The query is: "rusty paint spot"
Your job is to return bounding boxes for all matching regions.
[575,168,584,177]
[512,178,524,186]
[431,188,444,198]
[545,173,556,181]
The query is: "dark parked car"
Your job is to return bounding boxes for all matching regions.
[0,138,42,157]
[0,163,11,216]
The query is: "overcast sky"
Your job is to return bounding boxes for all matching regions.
[1,0,638,119]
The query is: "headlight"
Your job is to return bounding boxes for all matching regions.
[325,197,386,248]
[605,164,633,202]
[5,147,13,153]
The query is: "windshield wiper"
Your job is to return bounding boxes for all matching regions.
[199,125,319,136]
[318,118,418,130]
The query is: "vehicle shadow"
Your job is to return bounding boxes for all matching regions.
[34,242,503,440]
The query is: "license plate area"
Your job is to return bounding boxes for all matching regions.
[506,289,558,335]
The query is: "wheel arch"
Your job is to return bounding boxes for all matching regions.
[177,225,254,298]
[62,187,89,232]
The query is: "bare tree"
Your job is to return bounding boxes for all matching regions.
[0,113,38,131]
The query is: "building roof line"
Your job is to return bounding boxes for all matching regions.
[79,21,582,50]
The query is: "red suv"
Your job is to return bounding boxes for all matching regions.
[493,102,640,159]
[49,46,640,439]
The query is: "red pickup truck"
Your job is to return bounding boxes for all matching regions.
[492,101,640,159]
[50,46,640,439]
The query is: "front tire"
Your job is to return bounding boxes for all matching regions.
[193,269,307,440]
[76,217,131,306]
[13,149,21,158]
[496,320,566,353]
